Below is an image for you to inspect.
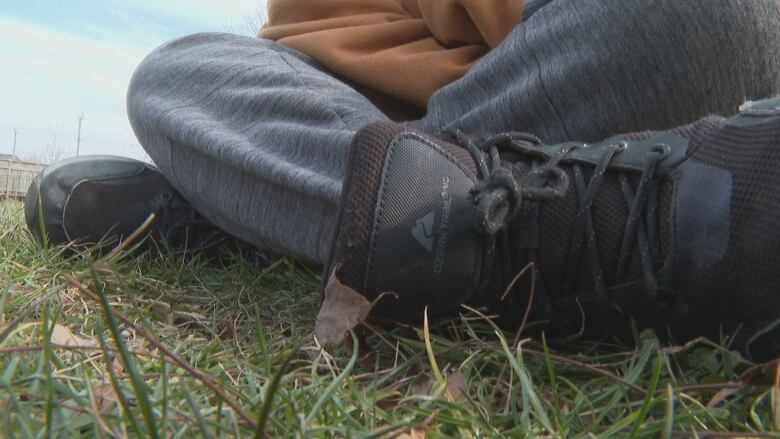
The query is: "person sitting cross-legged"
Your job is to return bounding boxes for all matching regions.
[26,0,780,360]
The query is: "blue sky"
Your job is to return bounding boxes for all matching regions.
[0,0,265,162]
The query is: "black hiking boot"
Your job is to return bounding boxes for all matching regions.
[24,155,247,259]
[325,96,780,361]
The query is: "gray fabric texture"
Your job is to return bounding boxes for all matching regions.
[128,34,388,263]
[127,0,780,264]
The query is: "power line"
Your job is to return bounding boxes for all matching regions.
[76,113,83,156]
[1,115,142,163]
[78,139,139,146]
[0,124,70,135]
[81,128,134,134]
[0,119,132,136]
[81,116,127,121]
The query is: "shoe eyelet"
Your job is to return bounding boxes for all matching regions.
[613,141,629,153]
[647,143,671,160]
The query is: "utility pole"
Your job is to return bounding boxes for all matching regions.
[4,128,15,198]
[11,128,17,159]
[76,113,83,157]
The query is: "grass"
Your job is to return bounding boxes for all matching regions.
[0,199,778,438]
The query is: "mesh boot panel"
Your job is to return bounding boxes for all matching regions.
[671,115,780,348]
[63,178,162,245]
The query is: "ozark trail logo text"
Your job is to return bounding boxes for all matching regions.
[410,176,452,274]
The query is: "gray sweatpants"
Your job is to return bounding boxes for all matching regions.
[127,0,780,264]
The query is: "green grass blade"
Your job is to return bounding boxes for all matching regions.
[183,383,215,439]
[662,383,674,439]
[254,341,300,439]
[41,303,55,438]
[541,332,565,436]
[304,330,359,428]
[2,352,33,438]
[161,356,169,436]
[629,353,664,438]
[496,332,554,434]
[35,185,49,251]
[86,261,160,439]
[96,327,144,437]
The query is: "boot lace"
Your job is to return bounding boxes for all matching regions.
[452,130,671,318]
[154,192,231,254]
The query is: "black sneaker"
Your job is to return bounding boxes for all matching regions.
[326,96,780,361]
[25,155,240,257]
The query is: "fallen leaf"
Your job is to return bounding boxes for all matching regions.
[738,358,779,386]
[446,370,467,401]
[410,369,466,401]
[50,324,96,347]
[375,397,401,410]
[93,383,117,411]
[112,357,125,375]
[149,301,173,325]
[216,319,236,340]
[410,373,435,396]
[315,266,372,345]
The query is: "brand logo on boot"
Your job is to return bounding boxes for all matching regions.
[434,176,452,274]
[410,176,453,274]
[411,211,435,253]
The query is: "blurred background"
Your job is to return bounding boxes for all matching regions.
[0,0,267,169]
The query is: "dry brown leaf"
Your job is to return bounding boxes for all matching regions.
[738,358,779,386]
[446,369,467,400]
[216,319,237,340]
[410,369,466,400]
[112,357,125,375]
[51,324,96,347]
[93,383,117,411]
[375,397,401,410]
[315,267,372,345]
[150,301,173,325]
[410,372,435,396]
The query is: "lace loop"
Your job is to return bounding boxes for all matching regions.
[454,130,574,235]
[471,167,522,235]
[519,166,569,200]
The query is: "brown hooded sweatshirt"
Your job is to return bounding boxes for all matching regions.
[259,1,524,114]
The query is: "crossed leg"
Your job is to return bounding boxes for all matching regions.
[128,0,780,264]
